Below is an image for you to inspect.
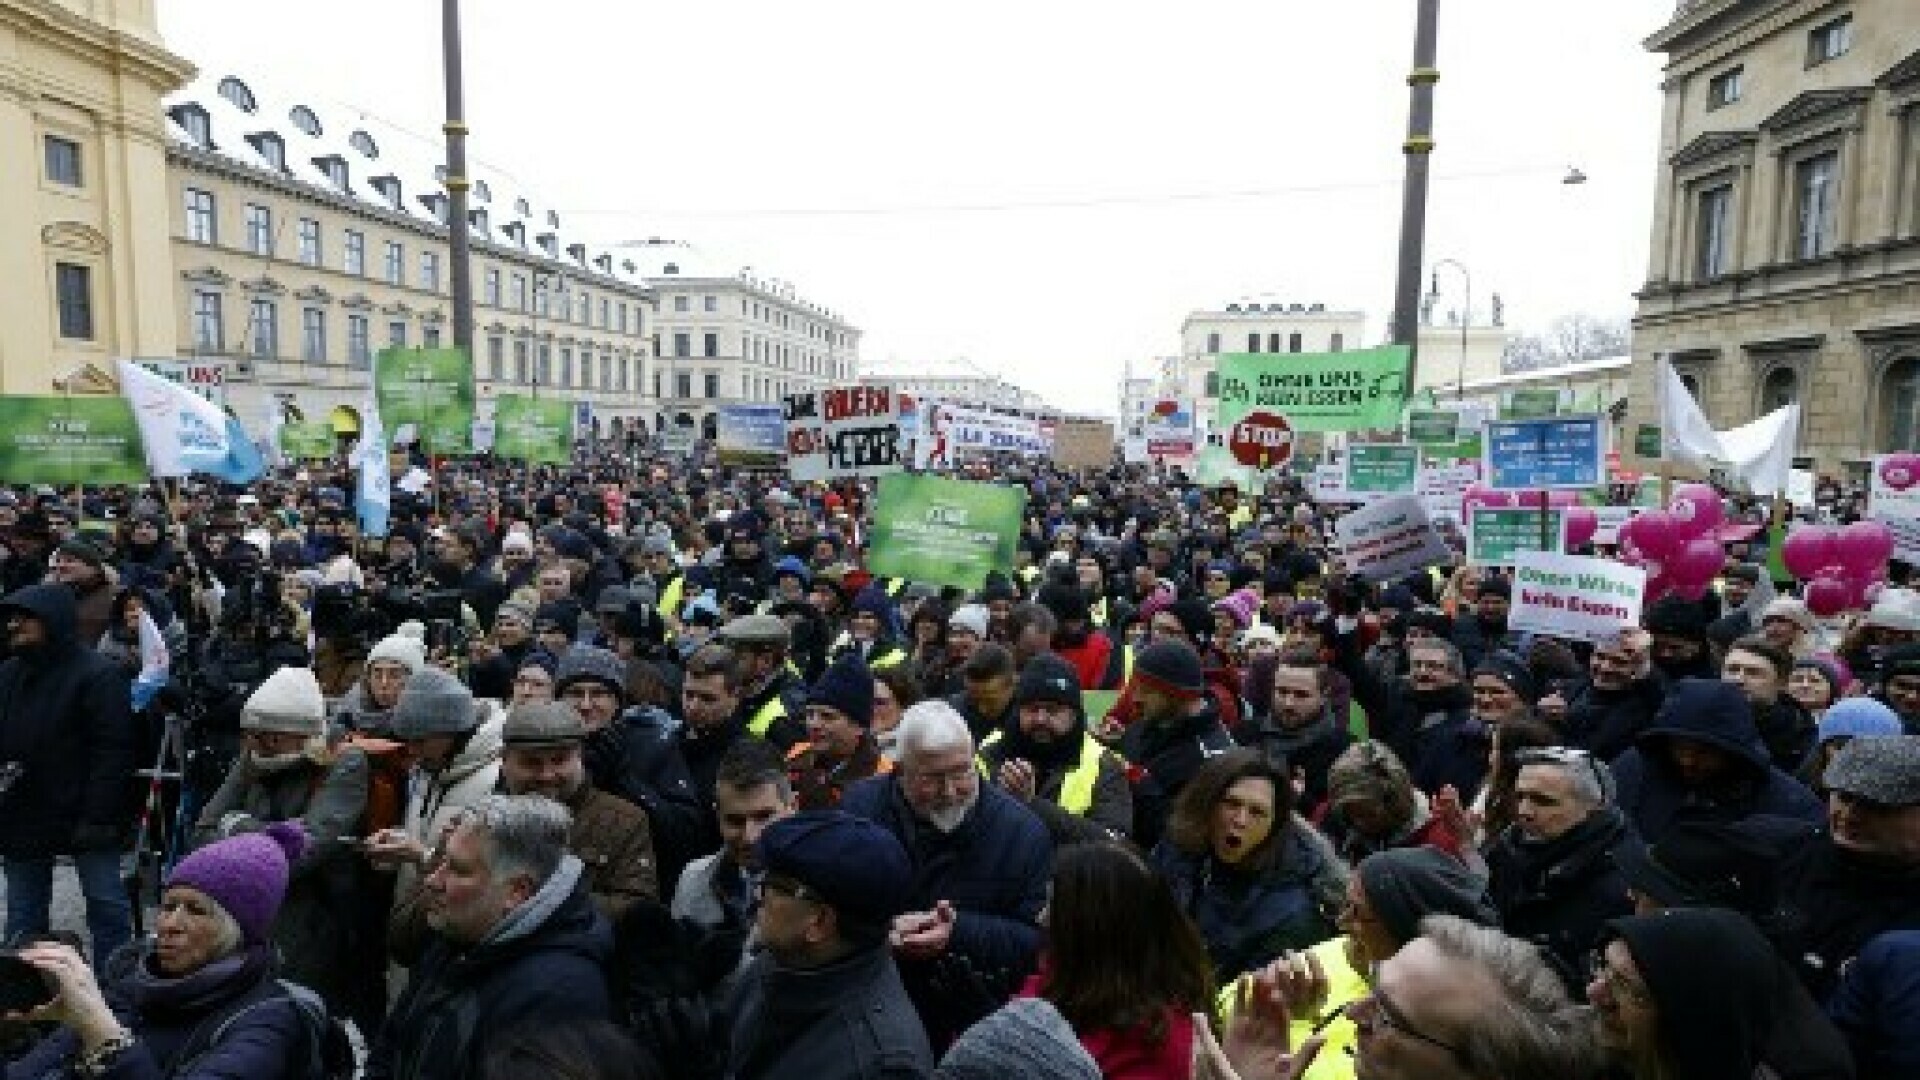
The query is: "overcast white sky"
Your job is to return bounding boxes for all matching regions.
[160,0,1674,415]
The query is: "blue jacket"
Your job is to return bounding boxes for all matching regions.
[1610,679,1825,848]
[839,774,1051,1047]
[726,944,933,1080]
[1830,929,1920,1080]
[1150,821,1347,985]
[366,856,614,1080]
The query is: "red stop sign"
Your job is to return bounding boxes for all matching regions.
[1228,411,1294,469]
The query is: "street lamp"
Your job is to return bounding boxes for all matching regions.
[1428,259,1471,401]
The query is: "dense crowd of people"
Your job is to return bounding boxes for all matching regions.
[0,449,1911,1080]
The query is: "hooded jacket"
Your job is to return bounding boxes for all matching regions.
[1610,678,1826,848]
[0,583,136,857]
[366,855,614,1080]
[1610,908,1854,1080]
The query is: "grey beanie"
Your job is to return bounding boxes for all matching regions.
[390,666,479,739]
[240,667,326,737]
[1357,847,1500,947]
[554,646,628,699]
[936,998,1101,1080]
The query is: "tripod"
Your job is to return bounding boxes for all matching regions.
[124,710,193,938]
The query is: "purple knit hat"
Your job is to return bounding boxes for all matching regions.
[166,821,310,944]
[1213,588,1261,630]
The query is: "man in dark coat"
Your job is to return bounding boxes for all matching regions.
[1449,575,1518,671]
[1722,634,1819,774]
[841,700,1051,1050]
[979,654,1133,846]
[1553,627,1665,762]
[1485,746,1634,992]
[1237,654,1352,817]
[1118,640,1236,851]
[1342,635,1480,799]
[727,812,933,1079]
[0,583,136,963]
[367,794,614,1080]
[1610,678,1826,848]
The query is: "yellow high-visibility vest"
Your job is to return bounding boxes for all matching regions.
[977,731,1108,816]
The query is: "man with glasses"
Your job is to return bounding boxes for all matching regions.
[467,600,541,702]
[1548,627,1663,762]
[841,700,1051,1048]
[716,613,809,753]
[727,811,930,1079]
[1485,745,1633,992]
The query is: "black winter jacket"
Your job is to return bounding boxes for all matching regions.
[726,945,933,1080]
[1486,808,1634,992]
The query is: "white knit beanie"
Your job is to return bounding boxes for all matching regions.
[240,666,327,737]
[366,621,428,676]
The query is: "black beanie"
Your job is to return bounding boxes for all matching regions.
[1473,650,1540,705]
[1645,595,1711,639]
[1133,640,1204,699]
[808,651,874,728]
[1358,847,1500,947]
[1037,582,1093,625]
[1476,575,1512,600]
[1016,654,1084,718]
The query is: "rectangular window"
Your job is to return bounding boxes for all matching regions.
[1696,184,1733,279]
[1330,332,1345,353]
[488,336,504,379]
[185,188,217,244]
[1794,151,1838,260]
[244,204,272,256]
[675,371,692,398]
[484,267,501,306]
[54,263,92,340]
[704,371,721,398]
[1247,333,1260,353]
[44,135,82,187]
[344,230,366,275]
[703,332,720,357]
[1267,333,1280,353]
[1206,332,1221,353]
[249,298,278,358]
[298,218,321,265]
[302,308,326,362]
[1808,14,1852,66]
[1708,67,1743,109]
[512,274,528,312]
[192,290,224,353]
[673,295,690,313]
[703,295,718,313]
[420,251,441,291]
[618,303,629,334]
[674,332,691,357]
[1205,370,1220,397]
[600,298,611,329]
[347,315,370,368]
[423,325,441,348]
[384,241,404,285]
[514,340,529,383]
[561,348,573,387]
[1288,333,1302,353]
[388,320,407,348]
[537,345,552,386]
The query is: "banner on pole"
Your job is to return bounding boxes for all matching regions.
[1345,444,1421,495]
[0,397,147,486]
[1510,552,1646,644]
[1215,346,1408,435]
[1052,420,1116,470]
[1143,399,1197,460]
[1469,507,1566,565]
[786,386,903,482]
[375,348,475,453]
[717,405,787,468]
[866,475,1027,591]
[278,421,337,460]
[493,394,575,464]
[1483,415,1605,491]
[1334,494,1453,583]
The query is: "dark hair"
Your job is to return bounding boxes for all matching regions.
[963,642,1016,682]
[1727,635,1793,681]
[715,736,790,798]
[874,664,924,712]
[480,1019,664,1080]
[1275,652,1330,692]
[685,643,741,692]
[1479,715,1561,840]
[1041,844,1217,1044]
[1007,602,1058,641]
[1165,749,1295,873]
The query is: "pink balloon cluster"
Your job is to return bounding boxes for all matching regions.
[1617,484,1728,602]
[1782,520,1895,618]
[1879,453,1920,492]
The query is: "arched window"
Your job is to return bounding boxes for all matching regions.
[1882,356,1920,452]
[290,106,322,137]
[218,78,257,113]
[349,130,379,159]
[1760,367,1797,415]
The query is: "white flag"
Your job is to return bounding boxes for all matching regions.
[1723,401,1801,497]
[1656,357,1725,470]
[116,359,233,478]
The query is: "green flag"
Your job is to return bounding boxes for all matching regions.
[493,394,574,465]
[867,475,1027,591]
[1215,346,1408,434]
[278,421,336,460]
[376,347,475,453]
[0,397,147,486]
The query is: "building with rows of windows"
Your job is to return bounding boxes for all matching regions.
[1632,0,1920,474]
[620,241,860,439]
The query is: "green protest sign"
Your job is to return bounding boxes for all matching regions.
[0,397,147,486]
[1505,388,1560,420]
[375,347,475,453]
[1634,424,1662,459]
[1468,507,1564,565]
[278,421,336,460]
[1407,410,1459,445]
[1345,444,1421,494]
[1215,346,1408,435]
[867,475,1027,591]
[493,395,574,464]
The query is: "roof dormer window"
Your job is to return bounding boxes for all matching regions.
[474,180,492,204]
[217,78,256,113]
[372,175,403,210]
[290,105,322,138]
[314,154,348,190]
[247,131,285,171]
[170,104,212,149]
[349,130,379,159]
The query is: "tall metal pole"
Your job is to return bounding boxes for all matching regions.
[1391,0,1441,395]
[442,0,474,358]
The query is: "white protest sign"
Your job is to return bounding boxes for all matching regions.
[1510,551,1646,644]
[1334,494,1453,583]
[1418,463,1477,525]
[1315,463,1360,504]
[1590,506,1635,545]
[785,386,903,482]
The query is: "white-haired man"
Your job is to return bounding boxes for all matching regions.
[840,700,1052,1048]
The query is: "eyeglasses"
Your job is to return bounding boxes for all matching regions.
[755,874,819,904]
[1586,951,1651,1005]
[906,762,979,791]
[513,675,552,688]
[1359,964,1468,1062]
[562,685,618,703]
[1515,746,1614,803]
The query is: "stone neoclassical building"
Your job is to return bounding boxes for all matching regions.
[1631,0,1920,476]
